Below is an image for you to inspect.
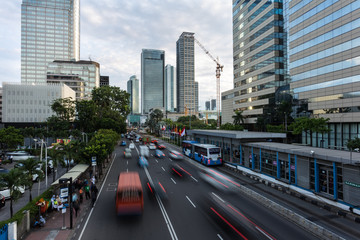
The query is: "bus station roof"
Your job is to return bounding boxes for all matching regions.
[51,164,89,186]
[189,129,286,140]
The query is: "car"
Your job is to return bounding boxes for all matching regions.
[120,141,126,146]
[138,156,148,168]
[169,150,184,160]
[140,145,149,157]
[135,138,140,143]
[157,145,166,150]
[129,143,135,149]
[155,149,165,158]
[0,194,5,208]
[0,168,9,174]
[124,148,132,158]
[148,143,156,150]
[151,140,159,145]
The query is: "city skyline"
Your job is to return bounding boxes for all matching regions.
[0,0,233,110]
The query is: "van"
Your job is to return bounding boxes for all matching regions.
[139,145,149,157]
[116,172,143,216]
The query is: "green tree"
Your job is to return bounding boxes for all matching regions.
[0,127,23,151]
[147,109,163,134]
[289,117,330,146]
[0,169,27,217]
[19,158,43,202]
[232,110,245,125]
[48,147,63,182]
[347,137,360,151]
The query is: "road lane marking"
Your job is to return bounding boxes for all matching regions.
[145,168,178,240]
[186,196,196,208]
[155,159,158,163]
[255,226,274,240]
[190,176,198,182]
[171,178,176,184]
[217,234,223,240]
[126,160,128,165]
[78,153,116,240]
[161,167,166,171]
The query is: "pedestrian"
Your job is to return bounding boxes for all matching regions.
[91,185,98,207]
[55,195,62,211]
[79,188,84,204]
[73,199,80,217]
[91,175,96,185]
[84,183,90,200]
[50,195,56,212]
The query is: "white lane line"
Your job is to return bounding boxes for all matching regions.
[190,176,198,182]
[78,153,116,240]
[186,196,196,208]
[145,168,178,240]
[169,158,173,162]
[255,226,274,240]
[155,159,158,163]
[171,178,176,184]
[161,167,166,172]
[126,160,128,165]
[217,234,223,240]
[126,168,128,172]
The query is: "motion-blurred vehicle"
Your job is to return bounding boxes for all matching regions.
[140,145,149,157]
[0,194,5,208]
[120,141,126,146]
[124,148,132,158]
[129,143,135,149]
[169,150,184,160]
[203,192,274,240]
[169,163,190,178]
[148,143,156,150]
[138,156,149,168]
[116,172,144,216]
[6,151,36,161]
[151,140,158,145]
[199,169,238,193]
[157,145,166,150]
[147,180,168,200]
[154,150,165,158]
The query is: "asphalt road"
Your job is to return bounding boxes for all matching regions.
[78,139,321,240]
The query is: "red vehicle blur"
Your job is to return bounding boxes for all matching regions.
[157,145,166,149]
[151,140,159,145]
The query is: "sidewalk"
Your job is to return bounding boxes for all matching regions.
[24,155,114,240]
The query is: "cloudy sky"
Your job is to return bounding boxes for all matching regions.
[0,0,233,110]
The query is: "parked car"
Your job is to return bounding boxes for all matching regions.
[148,143,156,150]
[169,150,184,160]
[155,150,165,158]
[138,156,149,168]
[0,194,5,208]
[120,141,126,146]
[124,148,132,158]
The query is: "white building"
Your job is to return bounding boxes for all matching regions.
[2,82,75,123]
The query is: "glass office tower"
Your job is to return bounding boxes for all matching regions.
[222,0,287,127]
[141,49,165,114]
[165,64,177,112]
[288,0,360,148]
[176,32,199,114]
[21,0,80,84]
[127,75,140,114]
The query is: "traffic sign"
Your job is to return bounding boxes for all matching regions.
[92,156,96,166]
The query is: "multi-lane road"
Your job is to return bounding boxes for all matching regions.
[78,138,360,240]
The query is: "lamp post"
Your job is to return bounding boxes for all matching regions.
[39,139,48,188]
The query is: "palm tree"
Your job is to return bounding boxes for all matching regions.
[0,169,27,217]
[19,158,43,202]
[48,147,63,182]
[232,110,245,125]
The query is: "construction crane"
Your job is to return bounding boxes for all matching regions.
[193,37,223,129]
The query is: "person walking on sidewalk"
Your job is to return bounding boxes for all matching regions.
[91,184,98,207]
[79,187,84,204]
[84,183,90,200]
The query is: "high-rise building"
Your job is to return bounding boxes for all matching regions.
[205,101,210,111]
[288,0,360,148]
[127,75,140,114]
[100,76,109,87]
[211,99,216,111]
[165,64,177,112]
[176,32,199,115]
[222,1,287,126]
[141,49,165,114]
[21,0,80,84]
[46,60,100,100]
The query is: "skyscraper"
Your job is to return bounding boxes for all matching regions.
[141,49,165,114]
[165,64,177,112]
[211,99,216,111]
[127,75,140,114]
[205,101,210,111]
[288,0,360,148]
[21,0,80,84]
[222,1,287,126]
[176,32,199,115]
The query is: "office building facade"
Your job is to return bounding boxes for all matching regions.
[46,60,100,100]
[141,49,165,114]
[127,75,140,114]
[211,98,216,111]
[176,32,199,115]
[100,76,109,87]
[21,0,80,84]
[205,101,210,111]
[288,0,360,149]
[2,82,75,123]
[165,64,177,112]
[223,1,287,126]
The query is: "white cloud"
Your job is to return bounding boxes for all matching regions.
[0,0,233,110]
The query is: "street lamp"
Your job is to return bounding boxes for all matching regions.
[39,139,48,188]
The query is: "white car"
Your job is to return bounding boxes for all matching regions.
[148,143,156,150]
[0,184,25,200]
[129,143,135,149]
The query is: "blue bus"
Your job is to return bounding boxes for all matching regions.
[182,141,222,166]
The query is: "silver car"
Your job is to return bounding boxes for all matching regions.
[124,148,132,158]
